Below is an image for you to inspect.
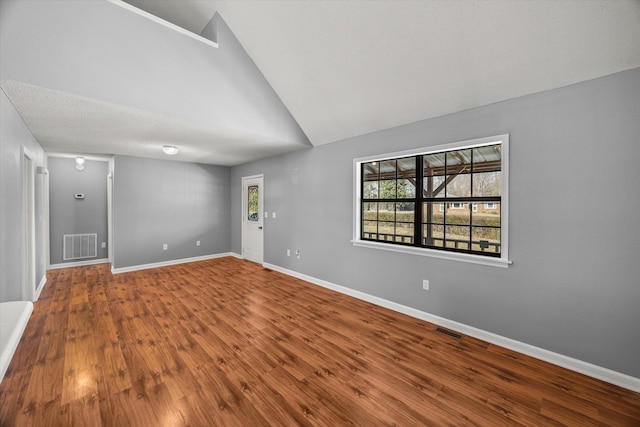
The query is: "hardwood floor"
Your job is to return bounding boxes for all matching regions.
[1,257,639,426]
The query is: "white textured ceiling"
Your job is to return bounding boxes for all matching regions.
[128,0,640,146]
[3,0,640,165]
[1,80,299,165]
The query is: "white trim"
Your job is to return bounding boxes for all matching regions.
[107,1,219,49]
[48,259,110,270]
[0,301,33,383]
[22,147,36,302]
[352,240,511,268]
[262,262,640,393]
[354,134,508,164]
[43,168,50,271]
[353,134,510,268]
[111,252,233,274]
[34,276,47,301]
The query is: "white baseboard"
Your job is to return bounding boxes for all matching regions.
[34,276,47,301]
[112,252,235,274]
[263,262,640,393]
[48,259,110,270]
[0,301,33,383]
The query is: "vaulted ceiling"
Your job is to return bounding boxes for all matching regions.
[2,0,639,165]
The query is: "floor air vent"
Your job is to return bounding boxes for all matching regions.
[435,327,464,340]
[63,233,97,260]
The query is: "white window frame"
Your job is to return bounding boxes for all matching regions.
[352,134,511,268]
[485,202,497,210]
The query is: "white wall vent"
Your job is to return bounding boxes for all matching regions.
[63,234,97,260]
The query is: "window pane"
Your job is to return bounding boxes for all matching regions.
[445,204,470,225]
[363,161,379,181]
[247,185,259,221]
[380,160,396,179]
[423,153,445,176]
[424,175,446,198]
[445,225,470,250]
[397,157,416,178]
[363,181,379,199]
[398,179,416,198]
[362,202,378,220]
[395,223,414,236]
[363,221,378,234]
[472,227,500,254]
[446,149,472,169]
[472,145,501,171]
[378,203,395,217]
[422,202,444,224]
[378,221,395,234]
[472,202,501,226]
[396,202,414,223]
[379,180,396,199]
[472,171,501,196]
[445,173,471,197]
[423,224,444,247]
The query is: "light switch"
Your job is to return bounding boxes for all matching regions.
[272,212,277,218]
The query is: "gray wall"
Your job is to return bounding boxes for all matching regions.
[113,155,230,269]
[0,90,47,302]
[48,157,108,265]
[231,68,640,378]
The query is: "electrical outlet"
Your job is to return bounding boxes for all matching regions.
[296,250,301,259]
[422,279,429,290]
[196,240,201,246]
[163,244,168,250]
[272,212,277,218]
[286,249,291,257]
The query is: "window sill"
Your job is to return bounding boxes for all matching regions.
[351,239,512,268]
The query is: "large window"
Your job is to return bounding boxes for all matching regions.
[354,135,510,267]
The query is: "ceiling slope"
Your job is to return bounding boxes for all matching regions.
[0,0,310,165]
[129,0,640,146]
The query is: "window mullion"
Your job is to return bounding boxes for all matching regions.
[415,155,422,247]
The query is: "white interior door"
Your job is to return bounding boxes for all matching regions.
[242,175,264,264]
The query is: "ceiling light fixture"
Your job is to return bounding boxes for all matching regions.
[75,156,85,171]
[162,145,179,155]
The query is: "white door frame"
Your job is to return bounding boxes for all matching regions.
[22,147,36,301]
[107,170,113,264]
[241,174,264,263]
[44,169,50,270]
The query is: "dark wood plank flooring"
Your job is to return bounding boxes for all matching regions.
[1,257,639,426]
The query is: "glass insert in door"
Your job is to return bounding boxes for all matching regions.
[248,185,259,221]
